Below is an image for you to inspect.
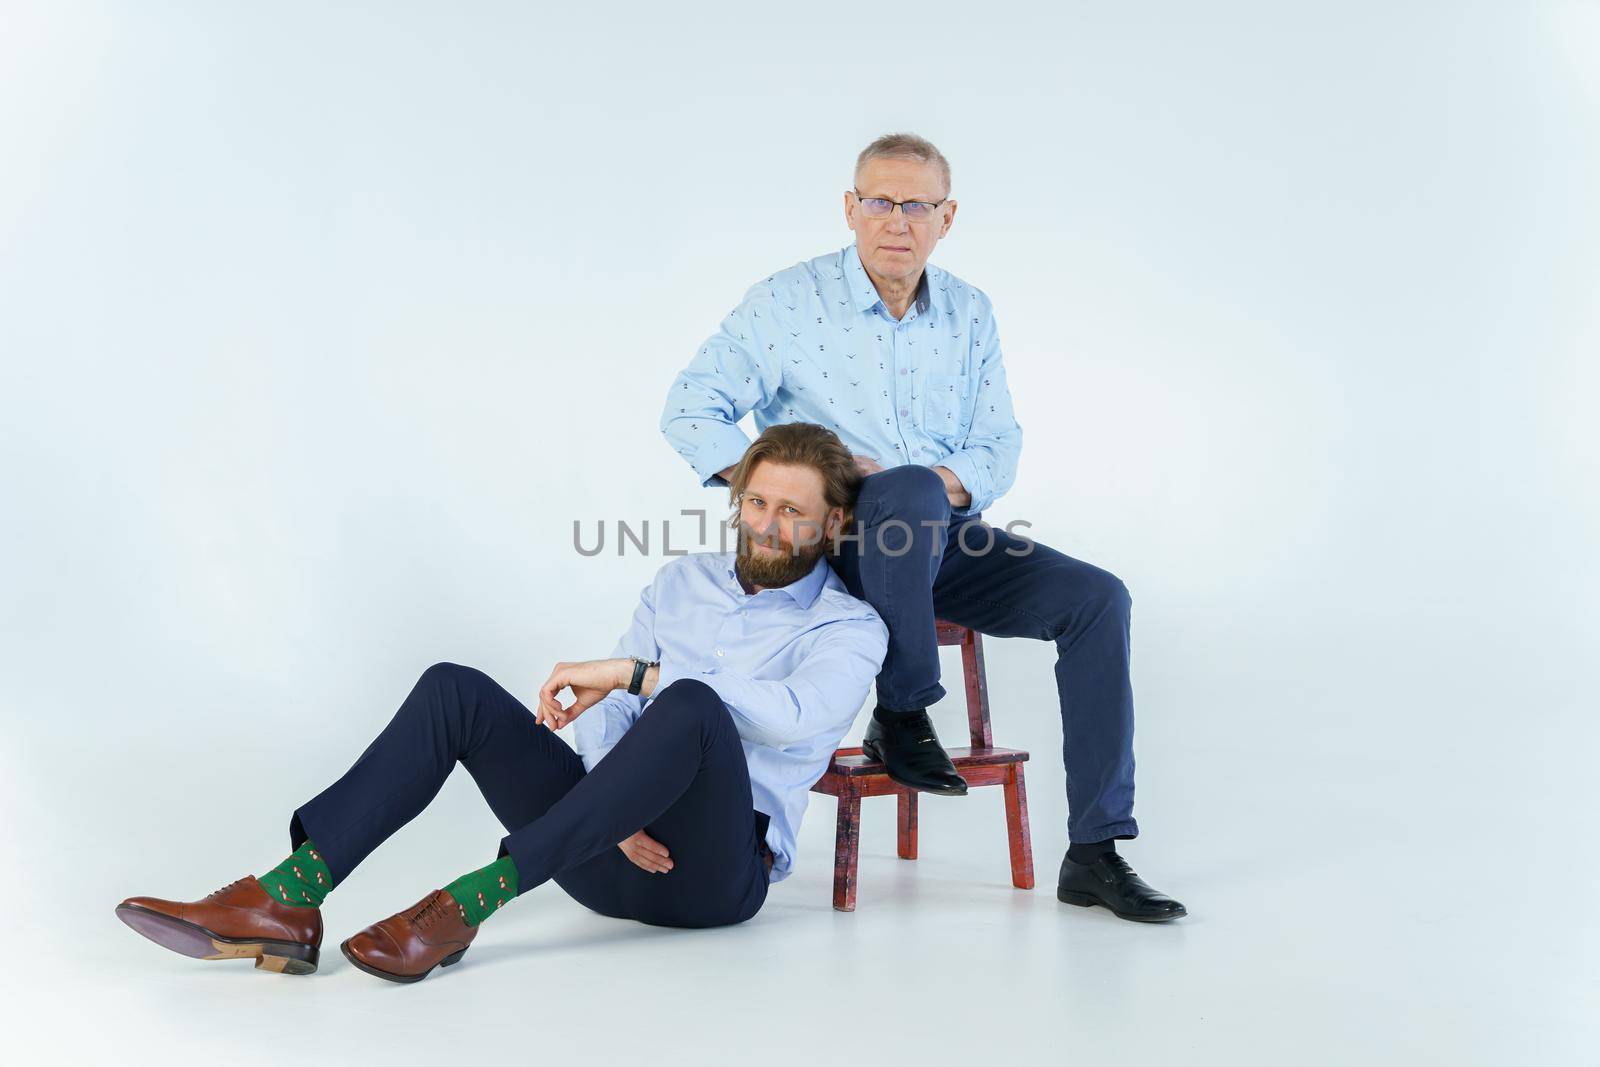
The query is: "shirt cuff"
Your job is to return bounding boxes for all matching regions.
[650,659,704,701]
[937,451,989,516]
[690,423,755,488]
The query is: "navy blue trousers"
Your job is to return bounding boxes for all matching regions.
[291,664,770,929]
[829,464,1139,844]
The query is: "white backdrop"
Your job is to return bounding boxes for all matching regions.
[1,2,1595,1064]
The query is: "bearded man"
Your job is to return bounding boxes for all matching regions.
[115,423,887,982]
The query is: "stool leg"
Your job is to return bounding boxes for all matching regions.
[896,789,918,860]
[833,788,861,911]
[1003,764,1035,890]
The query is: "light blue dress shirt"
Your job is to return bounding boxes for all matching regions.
[571,551,888,882]
[660,242,1024,515]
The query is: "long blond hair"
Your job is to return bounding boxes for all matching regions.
[726,423,862,530]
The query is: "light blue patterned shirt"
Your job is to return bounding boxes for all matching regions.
[660,242,1024,514]
[571,551,888,882]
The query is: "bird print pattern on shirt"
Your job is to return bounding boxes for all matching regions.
[660,244,1021,512]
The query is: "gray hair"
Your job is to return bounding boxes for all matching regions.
[854,132,951,198]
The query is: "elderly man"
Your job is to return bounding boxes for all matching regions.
[660,133,1184,921]
[116,423,889,981]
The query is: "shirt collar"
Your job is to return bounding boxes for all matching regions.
[844,242,937,317]
[722,554,831,611]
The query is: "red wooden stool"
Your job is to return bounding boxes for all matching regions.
[809,621,1034,911]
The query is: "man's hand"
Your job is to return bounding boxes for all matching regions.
[619,829,674,874]
[854,456,970,507]
[853,454,886,477]
[536,657,631,730]
[933,465,972,509]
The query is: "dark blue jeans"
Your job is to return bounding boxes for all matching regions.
[829,464,1139,845]
[292,664,770,929]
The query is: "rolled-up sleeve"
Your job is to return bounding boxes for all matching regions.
[659,280,788,487]
[653,614,888,749]
[571,575,662,771]
[942,293,1023,515]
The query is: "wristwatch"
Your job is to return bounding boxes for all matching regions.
[627,656,660,696]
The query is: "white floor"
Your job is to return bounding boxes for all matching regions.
[3,636,1593,1067]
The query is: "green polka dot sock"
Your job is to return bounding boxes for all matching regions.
[443,855,520,927]
[257,839,334,908]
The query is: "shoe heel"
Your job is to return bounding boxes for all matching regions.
[256,942,319,975]
[439,947,468,968]
[1057,889,1098,908]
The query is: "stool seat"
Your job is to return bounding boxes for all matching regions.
[815,746,1029,783]
[808,622,1035,911]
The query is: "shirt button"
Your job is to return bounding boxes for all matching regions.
[899,408,909,417]
[899,368,907,375]
[715,649,725,657]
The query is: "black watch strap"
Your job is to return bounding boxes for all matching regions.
[627,657,658,696]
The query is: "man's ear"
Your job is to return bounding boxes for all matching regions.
[825,506,845,540]
[843,191,858,232]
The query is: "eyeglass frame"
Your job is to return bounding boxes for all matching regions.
[849,188,950,222]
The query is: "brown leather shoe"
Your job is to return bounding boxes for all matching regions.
[115,876,323,974]
[340,889,477,984]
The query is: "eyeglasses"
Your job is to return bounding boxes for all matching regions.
[851,190,947,222]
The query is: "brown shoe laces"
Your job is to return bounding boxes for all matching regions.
[405,892,452,928]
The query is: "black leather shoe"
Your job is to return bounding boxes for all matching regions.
[862,709,968,796]
[1057,853,1187,922]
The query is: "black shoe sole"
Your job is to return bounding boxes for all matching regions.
[339,938,468,984]
[115,903,320,974]
[860,739,969,796]
[1057,888,1187,923]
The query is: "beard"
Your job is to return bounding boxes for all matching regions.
[735,522,830,589]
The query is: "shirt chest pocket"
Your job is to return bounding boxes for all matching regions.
[921,374,971,436]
